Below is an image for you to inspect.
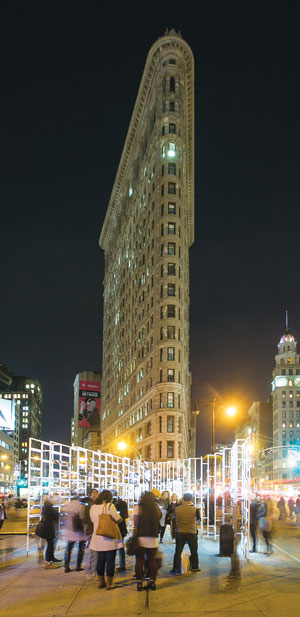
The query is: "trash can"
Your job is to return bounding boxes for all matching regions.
[219,523,234,556]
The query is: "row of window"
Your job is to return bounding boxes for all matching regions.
[282,410,300,418]
[160,347,180,362]
[161,182,179,196]
[160,326,181,340]
[281,390,300,398]
[161,202,177,216]
[282,401,300,407]
[161,305,180,319]
[161,163,179,176]
[282,421,300,428]
[159,392,180,409]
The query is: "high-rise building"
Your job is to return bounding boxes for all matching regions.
[272,324,300,481]
[72,371,101,448]
[0,370,42,484]
[99,30,195,461]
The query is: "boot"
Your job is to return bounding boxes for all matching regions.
[106,576,116,590]
[98,575,106,588]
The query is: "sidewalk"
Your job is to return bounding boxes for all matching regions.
[0,532,300,617]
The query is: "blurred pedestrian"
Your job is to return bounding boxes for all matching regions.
[295,496,300,526]
[62,496,87,573]
[249,497,260,553]
[0,501,6,530]
[42,497,61,568]
[82,488,99,580]
[257,498,273,555]
[89,489,123,590]
[113,494,128,571]
[158,491,170,543]
[170,492,201,575]
[277,497,287,521]
[134,491,162,591]
[288,497,295,519]
[166,493,180,543]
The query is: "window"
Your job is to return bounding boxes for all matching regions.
[169,123,176,134]
[146,445,151,459]
[161,165,165,177]
[167,304,175,318]
[167,416,174,432]
[168,222,176,234]
[287,358,292,365]
[168,202,176,214]
[168,283,175,296]
[170,101,175,111]
[168,263,175,275]
[161,223,164,236]
[168,369,174,382]
[167,325,175,339]
[160,394,163,408]
[168,242,176,255]
[161,244,164,256]
[160,327,163,340]
[160,348,163,361]
[282,369,286,375]
[146,422,151,436]
[168,347,175,361]
[167,441,174,458]
[159,416,162,432]
[168,162,176,175]
[170,77,175,92]
[167,392,174,408]
[161,184,164,196]
[168,182,176,194]
[159,441,162,458]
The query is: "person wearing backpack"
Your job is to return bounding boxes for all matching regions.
[62,496,88,573]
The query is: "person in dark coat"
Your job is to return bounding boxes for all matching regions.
[42,498,61,568]
[134,491,161,591]
[249,497,260,552]
[113,495,128,571]
[277,497,287,521]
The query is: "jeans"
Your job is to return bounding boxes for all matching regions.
[173,532,198,572]
[135,547,158,581]
[65,540,85,569]
[118,547,126,567]
[159,525,166,541]
[45,538,55,562]
[97,549,117,577]
[250,523,257,551]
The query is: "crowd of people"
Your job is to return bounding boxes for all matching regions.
[37,488,202,590]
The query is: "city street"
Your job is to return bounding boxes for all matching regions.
[1,525,300,617]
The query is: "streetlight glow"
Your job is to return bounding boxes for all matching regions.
[117,441,127,452]
[226,406,237,417]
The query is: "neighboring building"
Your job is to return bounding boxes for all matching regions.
[0,363,13,391]
[99,30,195,461]
[235,401,273,485]
[72,371,101,448]
[271,326,300,481]
[0,368,42,486]
[0,430,14,494]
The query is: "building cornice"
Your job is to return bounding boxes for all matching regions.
[99,32,194,251]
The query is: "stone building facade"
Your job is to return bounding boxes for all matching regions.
[99,30,195,461]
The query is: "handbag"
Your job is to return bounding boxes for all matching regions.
[96,504,118,539]
[125,534,139,556]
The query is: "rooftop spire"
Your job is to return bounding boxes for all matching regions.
[286,309,289,332]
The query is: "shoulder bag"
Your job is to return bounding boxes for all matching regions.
[125,534,139,556]
[96,504,118,539]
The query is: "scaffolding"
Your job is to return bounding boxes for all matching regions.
[27,437,251,552]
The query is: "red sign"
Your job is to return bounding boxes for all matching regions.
[78,380,101,428]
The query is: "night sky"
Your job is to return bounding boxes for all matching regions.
[1,2,300,454]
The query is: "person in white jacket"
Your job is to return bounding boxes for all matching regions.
[62,496,88,573]
[89,489,123,590]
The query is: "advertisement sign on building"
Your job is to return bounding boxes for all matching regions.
[0,399,15,431]
[78,381,101,428]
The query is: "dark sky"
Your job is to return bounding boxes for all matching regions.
[1,2,300,454]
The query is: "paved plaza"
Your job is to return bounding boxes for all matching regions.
[1,527,300,617]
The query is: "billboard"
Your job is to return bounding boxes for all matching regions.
[78,380,101,428]
[0,399,15,431]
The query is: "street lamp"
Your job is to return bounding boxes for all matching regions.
[116,441,142,461]
[208,399,237,454]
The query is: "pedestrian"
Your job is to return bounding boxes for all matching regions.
[133,491,162,591]
[41,497,62,568]
[113,494,128,571]
[288,497,295,519]
[89,489,123,590]
[257,498,273,555]
[62,496,87,573]
[82,488,99,580]
[166,493,179,543]
[277,497,287,521]
[158,490,170,543]
[295,496,300,526]
[0,501,6,530]
[249,497,260,553]
[170,492,201,575]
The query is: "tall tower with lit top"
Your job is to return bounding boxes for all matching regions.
[272,314,300,480]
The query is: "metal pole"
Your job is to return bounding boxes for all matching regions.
[211,398,216,454]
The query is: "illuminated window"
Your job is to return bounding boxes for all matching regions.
[168,182,176,194]
[168,222,176,235]
[289,380,293,386]
[167,392,174,408]
[167,369,174,382]
[168,283,175,296]
[289,421,294,428]
[287,358,292,365]
[167,347,175,361]
[168,202,176,215]
[282,422,286,428]
[168,263,175,275]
